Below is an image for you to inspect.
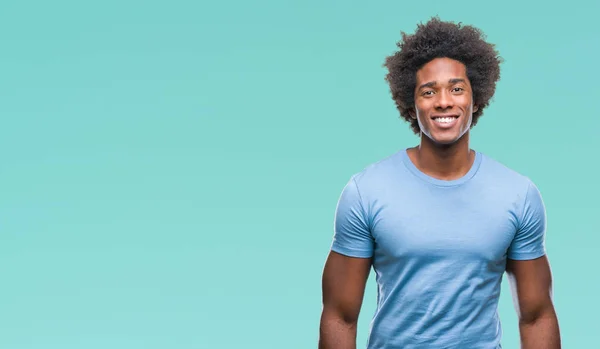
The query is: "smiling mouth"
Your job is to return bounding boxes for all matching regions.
[432,115,459,124]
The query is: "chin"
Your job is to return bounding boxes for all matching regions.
[423,130,465,146]
[432,137,459,146]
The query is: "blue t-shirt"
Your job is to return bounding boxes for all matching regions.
[331,149,547,349]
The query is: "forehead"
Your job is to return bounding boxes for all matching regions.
[416,57,468,83]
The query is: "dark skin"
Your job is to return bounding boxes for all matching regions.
[507,256,561,348]
[319,253,371,349]
[319,57,560,348]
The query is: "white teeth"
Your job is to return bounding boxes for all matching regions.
[435,117,455,123]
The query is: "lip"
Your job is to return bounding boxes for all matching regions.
[430,114,460,129]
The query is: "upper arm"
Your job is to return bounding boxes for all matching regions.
[330,175,374,258]
[321,251,372,324]
[506,256,555,323]
[322,175,374,323]
[507,181,547,261]
[506,180,555,323]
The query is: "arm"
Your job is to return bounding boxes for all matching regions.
[319,251,371,349]
[506,255,561,349]
[320,175,373,348]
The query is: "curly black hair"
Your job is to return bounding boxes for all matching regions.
[384,17,503,134]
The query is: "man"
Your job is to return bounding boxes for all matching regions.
[318,17,561,348]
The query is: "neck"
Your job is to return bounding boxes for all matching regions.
[407,132,474,181]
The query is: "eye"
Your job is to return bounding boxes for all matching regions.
[452,87,465,92]
[422,90,434,96]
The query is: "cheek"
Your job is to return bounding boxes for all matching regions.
[461,96,474,110]
[414,101,431,117]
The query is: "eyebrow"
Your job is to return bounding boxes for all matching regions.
[418,78,466,90]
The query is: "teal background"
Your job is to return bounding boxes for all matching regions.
[1,0,597,348]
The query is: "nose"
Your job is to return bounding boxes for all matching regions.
[435,90,454,109]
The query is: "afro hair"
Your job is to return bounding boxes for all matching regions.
[384,17,503,134]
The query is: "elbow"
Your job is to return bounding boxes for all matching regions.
[321,306,359,328]
[340,312,359,326]
[519,304,557,325]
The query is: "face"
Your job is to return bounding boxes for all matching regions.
[410,57,478,145]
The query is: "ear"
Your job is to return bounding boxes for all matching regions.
[408,108,417,119]
[473,104,479,113]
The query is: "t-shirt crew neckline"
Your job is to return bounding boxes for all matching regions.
[400,148,483,187]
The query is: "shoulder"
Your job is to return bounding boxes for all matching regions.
[352,150,402,183]
[350,149,405,187]
[476,152,545,218]
[477,152,538,192]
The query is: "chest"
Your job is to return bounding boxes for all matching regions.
[370,187,519,263]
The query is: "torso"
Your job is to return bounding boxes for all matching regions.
[349,149,533,348]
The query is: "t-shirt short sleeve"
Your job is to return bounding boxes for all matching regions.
[507,181,547,260]
[330,175,374,258]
